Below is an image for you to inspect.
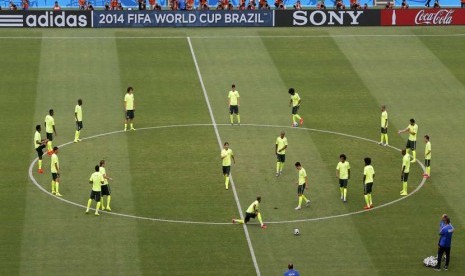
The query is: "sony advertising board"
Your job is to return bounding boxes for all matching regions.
[92,10,273,27]
[0,11,91,28]
[274,10,380,27]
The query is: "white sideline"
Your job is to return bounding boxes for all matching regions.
[187,37,261,276]
[2,33,465,40]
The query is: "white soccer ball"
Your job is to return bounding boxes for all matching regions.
[293,228,300,235]
[293,122,298,127]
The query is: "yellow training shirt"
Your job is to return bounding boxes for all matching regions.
[124,93,134,110]
[45,114,54,133]
[291,93,301,107]
[34,131,41,149]
[228,90,240,106]
[276,136,288,154]
[221,149,234,166]
[364,165,375,184]
[51,153,59,173]
[407,124,418,141]
[75,104,82,121]
[246,200,259,213]
[425,141,431,160]
[336,161,350,179]
[298,167,307,185]
[89,172,104,192]
[381,111,388,127]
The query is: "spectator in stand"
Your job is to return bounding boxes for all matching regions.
[433,0,440,7]
[22,0,29,10]
[425,0,431,7]
[186,0,194,9]
[385,1,393,8]
[216,0,223,9]
[79,0,86,9]
[400,0,407,7]
[259,0,270,9]
[335,0,345,9]
[138,0,147,10]
[110,0,118,10]
[293,0,302,9]
[247,1,256,9]
[9,1,18,10]
[317,1,326,9]
[274,0,281,8]
[87,2,94,9]
[105,2,110,9]
[116,2,123,9]
[53,1,61,10]
[350,0,361,9]
[363,2,368,9]
[170,0,179,10]
[223,0,230,9]
[198,0,208,9]
[179,0,186,10]
[462,0,465,8]
[239,0,246,9]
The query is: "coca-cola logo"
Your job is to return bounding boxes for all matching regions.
[415,9,454,25]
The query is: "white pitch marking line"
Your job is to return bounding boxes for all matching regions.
[187,37,262,276]
[28,123,426,225]
[2,33,465,40]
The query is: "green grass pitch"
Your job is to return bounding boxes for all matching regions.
[0,27,464,275]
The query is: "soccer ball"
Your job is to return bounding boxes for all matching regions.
[293,228,300,235]
[292,122,298,127]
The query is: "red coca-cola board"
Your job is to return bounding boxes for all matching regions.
[381,8,465,26]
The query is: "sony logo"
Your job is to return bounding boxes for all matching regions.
[292,10,364,26]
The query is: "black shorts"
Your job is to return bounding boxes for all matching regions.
[339,179,348,188]
[297,183,306,194]
[36,144,45,159]
[364,182,373,194]
[52,173,59,181]
[76,121,83,131]
[292,106,300,115]
[126,110,135,120]
[244,212,257,223]
[276,154,285,163]
[222,166,231,175]
[406,140,416,151]
[101,184,111,196]
[425,159,431,167]
[401,172,409,182]
[90,190,101,202]
[381,127,388,134]
[229,105,239,115]
[46,132,53,141]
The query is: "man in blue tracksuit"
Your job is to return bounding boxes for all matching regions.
[434,216,454,271]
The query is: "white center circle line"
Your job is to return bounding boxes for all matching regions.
[28,123,426,225]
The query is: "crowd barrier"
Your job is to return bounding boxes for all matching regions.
[1,9,465,27]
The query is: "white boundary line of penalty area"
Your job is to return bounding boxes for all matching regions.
[2,33,465,40]
[187,37,262,276]
[28,123,427,224]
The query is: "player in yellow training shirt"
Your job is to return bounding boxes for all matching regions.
[233,196,267,229]
[74,99,83,143]
[34,124,47,174]
[228,84,240,125]
[379,105,389,146]
[275,131,288,177]
[99,160,113,211]
[424,135,431,178]
[50,146,62,196]
[86,165,104,216]
[124,87,135,131]
[398,118,418,162]
[294,162,310,210]
[363,157,375,209]
[288,88,303,127]
[221,142,235,190]
[44,109,57,155]
[336,154,350,203]
[400,149,411,196]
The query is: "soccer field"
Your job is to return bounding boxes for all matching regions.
[1,26,464,275]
